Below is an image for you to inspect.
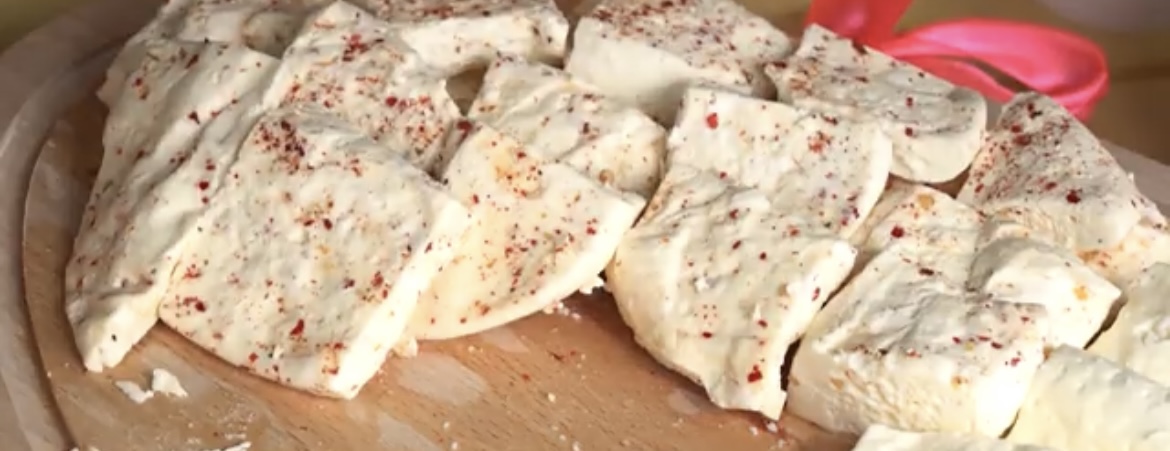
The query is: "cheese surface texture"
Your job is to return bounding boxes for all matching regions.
[854,183,982,281]
[66,41,277,372]
[767,25,987,183]
[607,87,891,419]
[469,55,667,198]
[852,424,1057,451]
[566,0,791,123]
[1007,345,1170,451]
[158,108,469,398]
[406,124,644,340]
[1090,263,1170,384]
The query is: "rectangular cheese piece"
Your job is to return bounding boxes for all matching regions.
[405,124,645,340]
[158,108,470,398]
[958,93,1146,252]
[367,0,569,77]
[566,0,791,123]
[1007,345,1170,451]
[669,87,892,240]
[788,248,1050,436]
[66,41,277,372]
[468,55,668,198]
[1090,263,1170,385]
[767,25,987,183]
[264,1,463,173]
[852,424,1057,451]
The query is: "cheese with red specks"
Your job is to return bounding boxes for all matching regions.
[1090,263,1170,385]
[1006,345,1170,451]
[968,236,1119,348]
[158,108,470,398]
[263,1,463,173]
[788,247,1051,436]
[363,0,569,77]
[405,124,644,340]
[852,424,1058,451]
[468,55,667,198]
[669,87,892,239]
[566,0,792,123]
[958,93,1147,253]
[65,41,278,372]
[1080,217,1170,288]
[766,25,987,184]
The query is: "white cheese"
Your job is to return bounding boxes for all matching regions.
[1007,345,1170,451]
[1081,219,1170,288]
[114,380,154,404]
[469,55,668,198]
[65,41,277,372]
[157,108,470,398]
[405,124,644,340]
[264,1,463,173]
[767,25,987,183]
[968,236,1119,348]
[958,93,1147,253]
[668,87,892,240]
[566,0,791,123]
[788,248,1050,436]
[366,0,569,77]
[1090,263,1170,384]
[852,424,1057,451]
[150,368,189,398]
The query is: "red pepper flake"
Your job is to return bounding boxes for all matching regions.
[758,252,768,260]
[290,319,305,337]
[975,335,991,342]
[586,226,597,235]
[951,336,962,344]
[746,365,763,383]
[850,39,868,55]
[384,96,399,107]
[990,342,1004,349]
[905,97,914,107]
[728,209,739,220]
[890,226,906,238]
[1065,189,1081,204]
[757,319,768,328]
[471,194,480,204]
[521,373,532,382]
[1013,134,1032,146]
[812,287,821,301]
[343,278,355,288]
[323,218,334,230]
[731,240,742,250]
[187,111,201,124]
[1008,357,1021,367]
[918,267,936,276]
[372,271,385,287]
[1009,124,1023,133]
[183,264,201,279]
[1043,181,1058,191]
[701,331,713,339]
[903,127,915,137]
[705,112,719,129]
[718,171,727,179]
[248,353,259,364]
[196,180,210,190]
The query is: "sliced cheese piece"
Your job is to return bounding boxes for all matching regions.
[958,93,1146,252]
[609,167,857,420]
[264,1,462,173]
[65,41,277,372]
[1090,263,1170,384]
[669,87,892,240]
[852,424,1058,451]
[1007,345,1170,451]
[968,236,1119,348]
[788,248,1050,436]
[150,368,189,398]
[406,124,644,340]
[855,183,983,282]
[566,0,791,123]
[1081,219,1170,288]
[158,108,470,398]
[366,0,569,77]
[468,55,668,198]
[766,25,987,183]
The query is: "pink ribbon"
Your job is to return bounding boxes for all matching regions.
[805,0,1109,120]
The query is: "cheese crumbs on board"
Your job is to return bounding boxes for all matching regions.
[158,107,470,398]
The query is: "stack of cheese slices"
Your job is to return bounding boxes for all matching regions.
[66,0,1170,449]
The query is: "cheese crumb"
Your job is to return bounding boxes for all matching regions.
[150,368,188,398]
[207,442,250,451]
[449,442,459,450]
[392,338,419,358]
[442,421,451,430]
[692,277,710,292]
[764,421,778,433]
[620,439,633,447]
[749,426,760,436]
[571,441,582,451]
[546,392,557,403]
[114,380,153,404]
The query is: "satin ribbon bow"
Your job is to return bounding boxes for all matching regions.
[805,0,1109,120]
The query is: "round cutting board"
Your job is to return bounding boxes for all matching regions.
[6,0,856,450]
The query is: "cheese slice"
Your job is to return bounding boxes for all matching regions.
[158,108,470,398]
[1090,263,1170,385]
[958,93,1146,253]
[1007,345,1170,451]
[669,87,892,240]
[264,1,463,173]
[789,247,1051,436]
[405,124,645,340]
[852,424,1058,451]
[468,55,668,198]
[65,41,277,372]
[566,0,791,123]
[366,0,569,77]
[766,25,987,183]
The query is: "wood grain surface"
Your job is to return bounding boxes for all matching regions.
[3,1,1170,450]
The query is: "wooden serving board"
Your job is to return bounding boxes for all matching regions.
[5,0,1170,450]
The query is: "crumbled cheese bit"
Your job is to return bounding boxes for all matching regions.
[114,380,153,404]
[208,442,250,451]
[150,368,188,398]
[442,421,451,430]
[546,392,557,403]
[749,426,760,436]
[571,441,582,451]
[449,442,459,450]
[765,421,778,433]
[393,338,420,358]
